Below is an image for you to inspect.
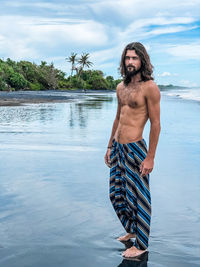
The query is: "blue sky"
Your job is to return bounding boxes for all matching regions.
[0,0,200,86]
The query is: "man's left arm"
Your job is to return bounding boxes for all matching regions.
[140,82,161,176]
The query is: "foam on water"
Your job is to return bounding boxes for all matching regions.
[165,87,200,101]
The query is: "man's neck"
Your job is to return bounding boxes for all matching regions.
[130,73,142,84]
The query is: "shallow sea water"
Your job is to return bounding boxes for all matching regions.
[0,91,199,267]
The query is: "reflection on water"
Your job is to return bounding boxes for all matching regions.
[118,254,148,267]
[69,96,114,128]
[0,92,200,267]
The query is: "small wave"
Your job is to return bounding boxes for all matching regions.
[165,88,200,102]
[0,144,100,152]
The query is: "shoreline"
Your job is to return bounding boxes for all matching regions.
[0,89,115,106]
[1,88,199,106]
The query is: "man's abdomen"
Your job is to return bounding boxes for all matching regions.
[114,124,144,144]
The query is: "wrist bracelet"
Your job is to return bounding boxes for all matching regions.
[107,146,112,149]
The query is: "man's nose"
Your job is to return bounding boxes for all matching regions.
[128,58,134,64]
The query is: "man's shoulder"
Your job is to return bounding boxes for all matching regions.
[116,81,124,94]
[143,80,160,96]
[117,81,124,89]
[143,80,158,89]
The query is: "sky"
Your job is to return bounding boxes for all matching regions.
[0,0,200,86]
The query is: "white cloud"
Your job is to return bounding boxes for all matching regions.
[146,25,197,36]
[166,43,200,60]
[0,34,39,60]
[90,46,121,63]
[0,2,198,62]
[98,62,116,71]
[89,0,200,20]
[3,1,82,14]
[116,17,198,45]
[158,72,179,77]
[0,16,108,61]
[158,72,171,77]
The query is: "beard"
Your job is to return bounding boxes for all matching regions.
[124,65,141,86]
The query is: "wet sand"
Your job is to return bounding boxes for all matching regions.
[0,91,199,266]
[0,90,114,106]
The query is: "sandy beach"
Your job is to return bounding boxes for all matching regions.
[0,90,199,266]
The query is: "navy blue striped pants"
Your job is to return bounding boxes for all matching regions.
[109,138,151,250]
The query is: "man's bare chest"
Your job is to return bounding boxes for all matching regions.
[119,87,145,109]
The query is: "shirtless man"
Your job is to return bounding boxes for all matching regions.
[104,42,161,258]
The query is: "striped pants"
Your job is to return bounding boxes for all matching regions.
[109,138,151,250]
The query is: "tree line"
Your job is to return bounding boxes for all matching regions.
[0,53,121,91]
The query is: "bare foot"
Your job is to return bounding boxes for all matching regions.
[122,246,147,258]
[117,233,136,242]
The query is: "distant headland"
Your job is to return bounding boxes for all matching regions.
[158,84,187,91]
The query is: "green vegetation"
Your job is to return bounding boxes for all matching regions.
[0,58,66,91]
[0,53,121,91]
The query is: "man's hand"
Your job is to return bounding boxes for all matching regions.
[140,157,154,176]
[104,148,111,168]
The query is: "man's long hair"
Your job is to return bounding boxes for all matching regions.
[120,42,154,85]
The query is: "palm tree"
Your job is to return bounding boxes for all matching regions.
[40,61,47,68]
[66,52,77,76]
[77,53,93,77]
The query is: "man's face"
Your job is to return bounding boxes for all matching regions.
[125,49,141,75]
